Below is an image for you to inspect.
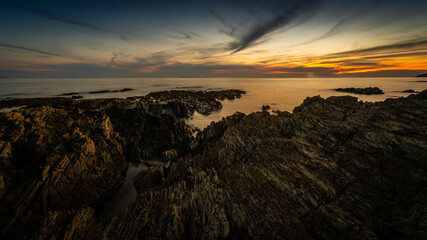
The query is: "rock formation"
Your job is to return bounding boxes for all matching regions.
[105,91,427,239]
[261,104,270,111]
[403,89,417,93]
[0,90,244,239]
[333,87,384,95]
[1,89,427,239]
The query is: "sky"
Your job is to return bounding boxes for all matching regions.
[1,0,427,78]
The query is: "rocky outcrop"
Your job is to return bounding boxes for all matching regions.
[403,89,417,93]
[416,73,427,77]
[0,90,244,239]
[0,105,127,239]
[334,87,384,95]
[0,97,74,109]
[105,91,427,239]
[2,89,427,239]
[89,88,134,94]
[142,90,246,115]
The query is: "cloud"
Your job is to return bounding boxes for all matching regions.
[337,69,427,77]
[172,31,203,40]
[210,9,236,37]
[330,38,427,57]
[4,2,106,32]
[229,0,318,54]
[299,0,387,45]
[0,43,61,57]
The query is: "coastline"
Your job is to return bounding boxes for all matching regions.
[0,89,426,239]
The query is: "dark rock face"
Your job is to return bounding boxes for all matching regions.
[334,87,384,95]
[0,90,245,239]
[105,91,427,240]
[416,73,427,77]
[0,106,127,239]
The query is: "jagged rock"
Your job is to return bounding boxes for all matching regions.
[0,106,128,239]
[2,89,427,239]
[262,105,270,111]
[143,90,246,115]
[105,91,427,239]
[333,87,384,95]
[0,89,244,239]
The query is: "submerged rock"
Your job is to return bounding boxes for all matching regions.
[333,87,384,95]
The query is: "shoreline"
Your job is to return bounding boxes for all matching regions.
[0,89,426,239]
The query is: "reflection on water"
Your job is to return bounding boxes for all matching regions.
[102,162,148,218]
[1,77,425,129]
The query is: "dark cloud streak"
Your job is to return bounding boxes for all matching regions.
[4,2,106,32]
[229,0,318,54]
[332,39,427,56]
[0,43,61,57]
[210,9,236,37]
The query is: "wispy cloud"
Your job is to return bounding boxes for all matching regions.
[4,2,106,32]
[229,0,318,54]
[210,9,237,37]
[0,43,61,57]
[330,38,427,57]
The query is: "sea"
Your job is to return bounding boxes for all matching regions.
[1,77,425,129]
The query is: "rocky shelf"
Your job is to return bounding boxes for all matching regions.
[1,89,427,239]
[333,87,384,95]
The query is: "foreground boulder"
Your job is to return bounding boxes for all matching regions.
[105,91,427,239]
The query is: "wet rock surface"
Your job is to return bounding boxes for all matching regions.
[1,89,427,239]
[334,87,384,95]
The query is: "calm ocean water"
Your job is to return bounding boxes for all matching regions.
[1,77,426,129]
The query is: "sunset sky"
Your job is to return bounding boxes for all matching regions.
[1,0,427,78]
